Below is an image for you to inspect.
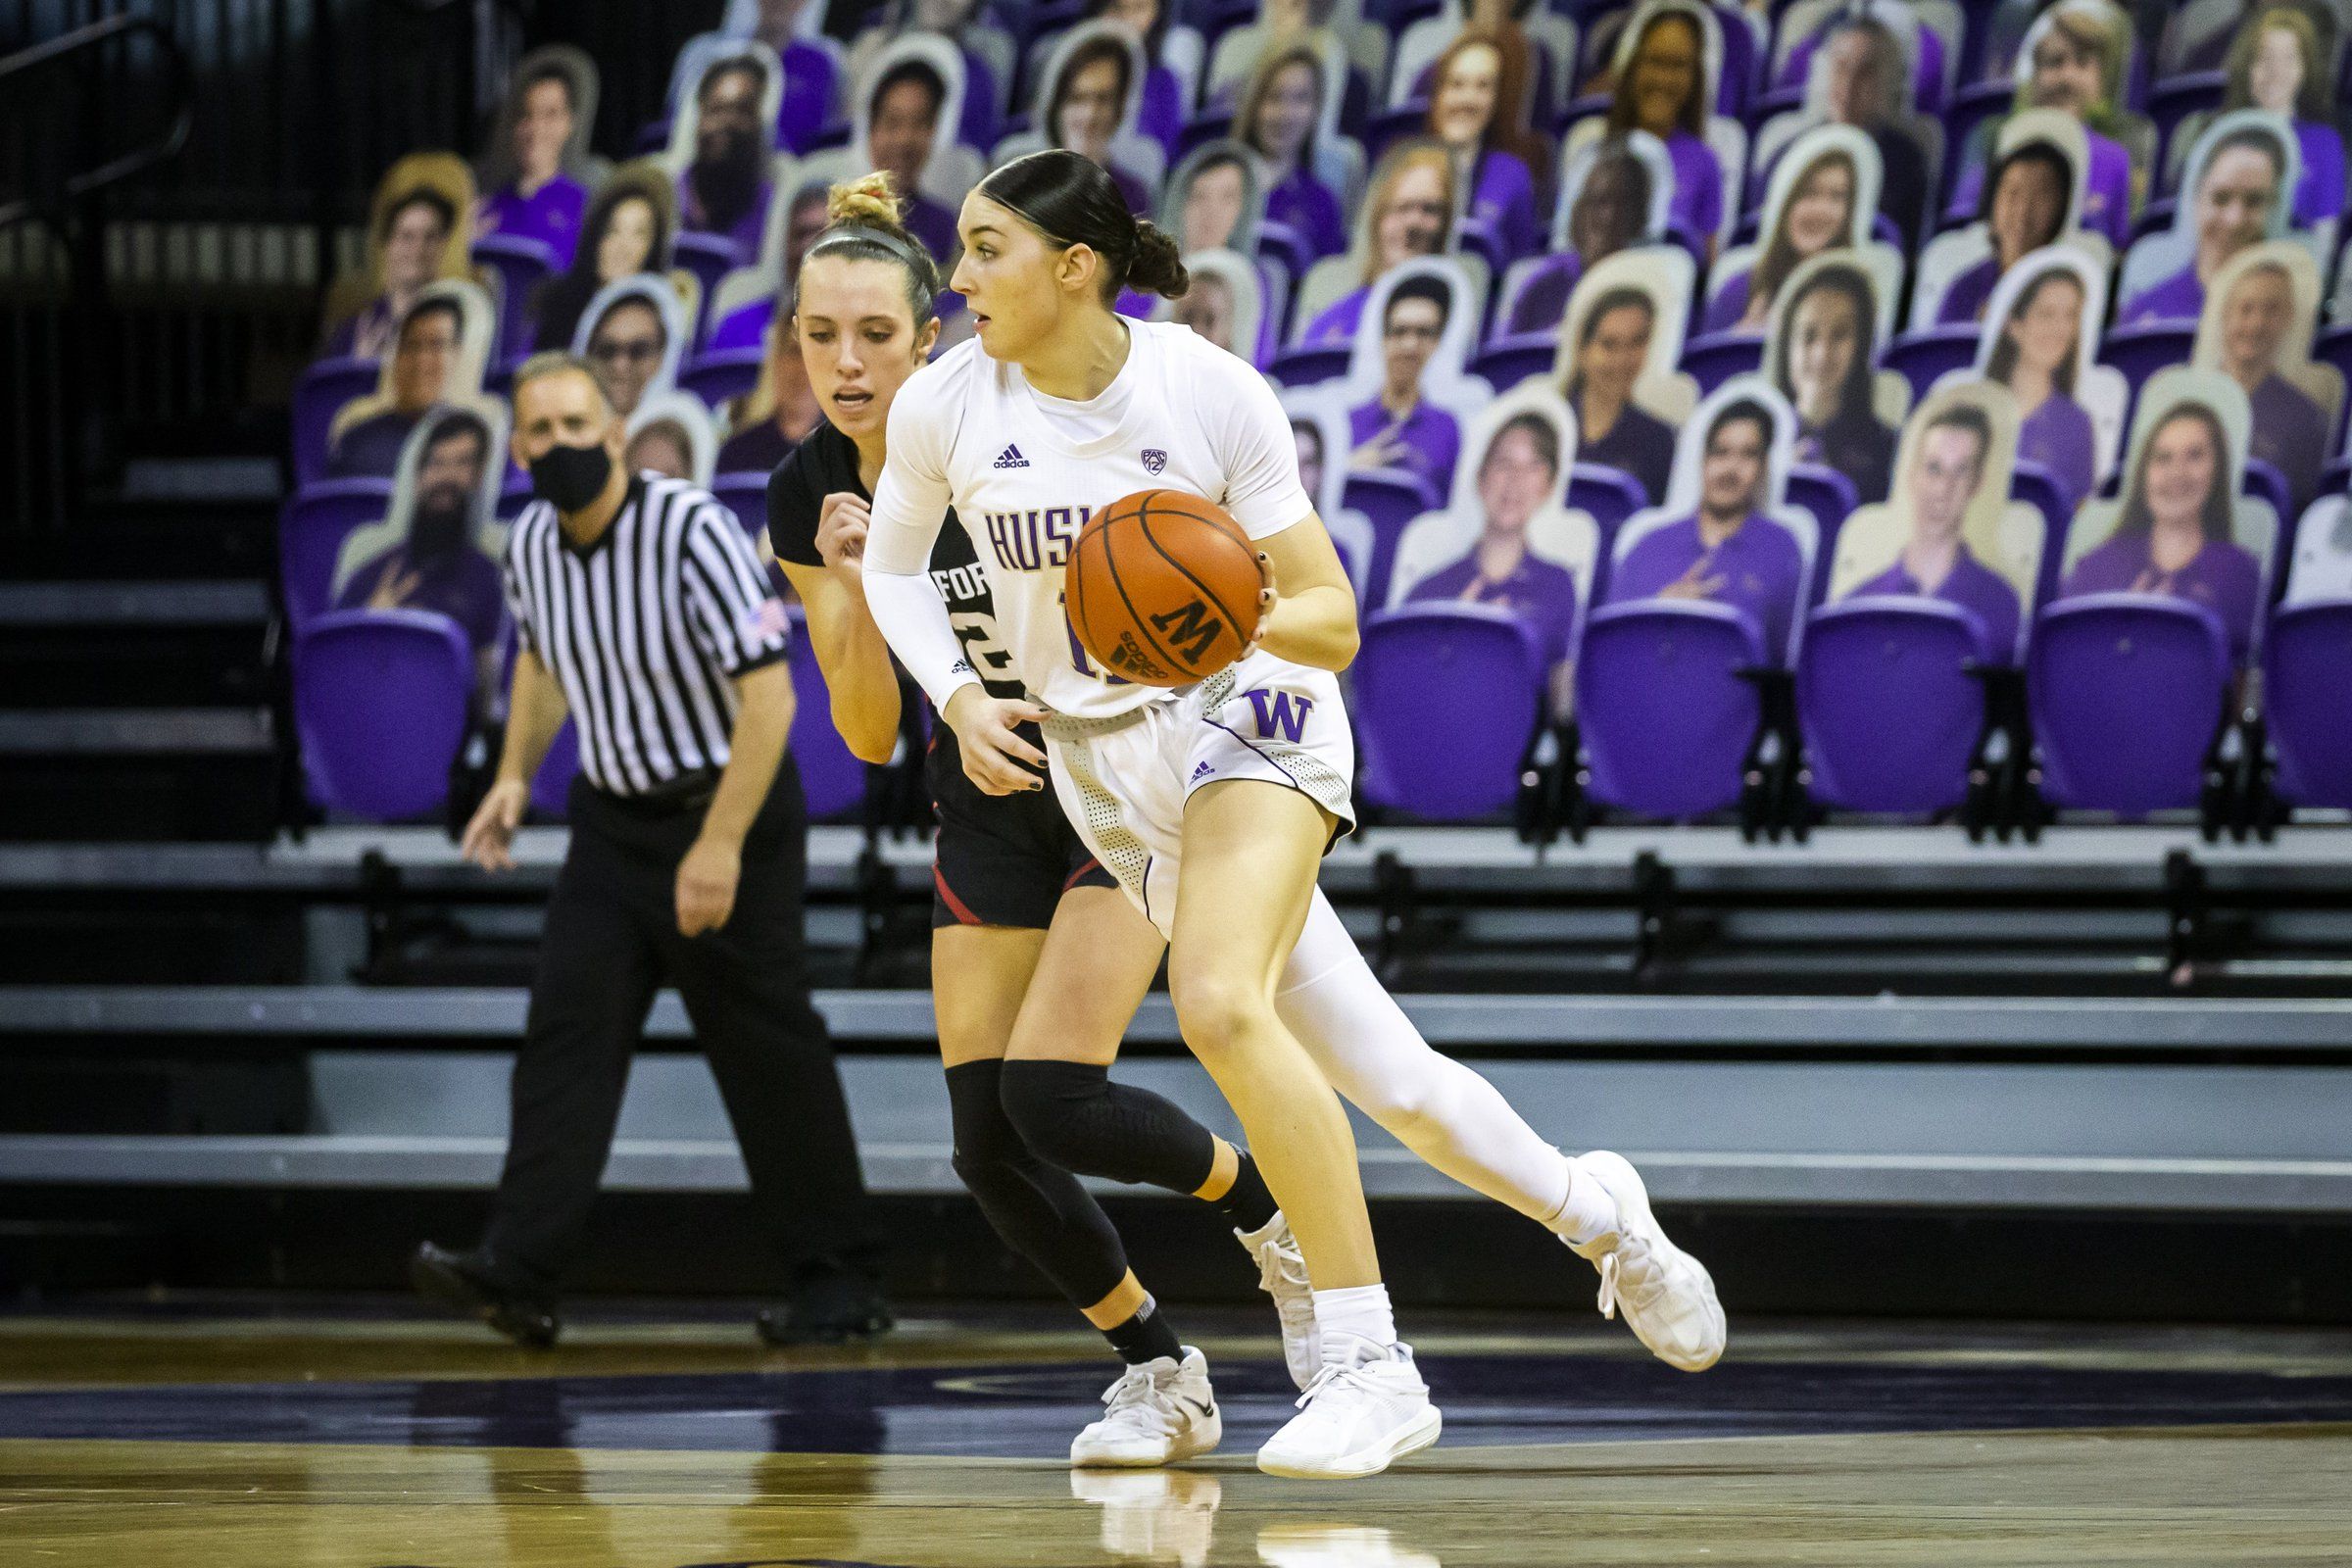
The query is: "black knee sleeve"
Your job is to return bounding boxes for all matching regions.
[998,1059,1218,1196]
[945,1059,1128,1308]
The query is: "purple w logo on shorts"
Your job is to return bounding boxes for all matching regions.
[1244,689,1314,744]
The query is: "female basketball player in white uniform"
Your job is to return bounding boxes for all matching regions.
[772,174,1306,1471]
[861,150,1726,1479]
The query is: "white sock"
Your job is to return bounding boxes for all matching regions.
[1312,1284,1396,1355]
[1275,893,1574,1226]
[1546,1154,1621,1246]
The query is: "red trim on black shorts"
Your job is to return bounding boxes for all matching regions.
[933,864,982,925]
[1063,857,1103,892]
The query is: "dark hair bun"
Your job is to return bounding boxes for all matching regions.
[1128,219,1190,300]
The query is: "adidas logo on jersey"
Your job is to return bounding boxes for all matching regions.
[993,444,1029,469]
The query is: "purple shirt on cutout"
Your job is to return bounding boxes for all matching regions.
[1607,512,1807,663]
[2016,393,2098,515]
[1264,167,1348,263]
[1852,542,2023,661]
[335,544,507,654]
[1348,394,1462,496]
[2120,263,2205,326]
[476,174,589,270]
[1407,545,1583,666]
[2060,529,2263,657]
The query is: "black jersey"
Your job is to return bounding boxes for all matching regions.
[766,419,1021,703]
[765,417,1114,928]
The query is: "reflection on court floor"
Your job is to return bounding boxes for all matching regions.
[2,1309,2348,1566]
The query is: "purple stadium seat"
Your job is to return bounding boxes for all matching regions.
[280,478,395,630]
[1269,342,1352,386]
[1797,598,1992,814]
[1342,470,1443,607]
[1254,220,1315,290]
[1940,80,2015,214]
[497,469,535,522]
[2008,461,2072,611]
[1786,464,1858,603]
[1176,111,1235,164]
[681,347,766,413]
[671,232,744,336]
[1364,105,1429,170]
[2242,461,2292,540]
[293,610,473,821]
[2027,593,2231,816]
[2149,73,2226,181]
[1680,332,1765,395]
[1883,325,1982,405]
[1575,599,1767,819]
[2099,324,2196,414]
[1568,463,1647,547]
[471,233,559,368]
[291,357,381,487]
[1498,256,1580,337]
[787,608,866,820]
[2315,326,2352,450]
[1470,332,1558,393]
[531,719,580,817]
[2264,599,2352,809]
[710,471,770,542]
[1356,604,1545,819]
[704,297,776,355]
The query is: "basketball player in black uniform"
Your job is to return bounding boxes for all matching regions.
[764,174,1306,1466]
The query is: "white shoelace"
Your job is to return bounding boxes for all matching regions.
[1596,1250,1622,1321]
[1100,1365,1178,1434]
[1254,1232,1308,1297]
[1291,1335,1393,1411]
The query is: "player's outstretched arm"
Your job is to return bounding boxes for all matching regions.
[1250,514,1359,672]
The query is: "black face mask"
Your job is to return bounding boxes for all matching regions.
[529,440,612,512]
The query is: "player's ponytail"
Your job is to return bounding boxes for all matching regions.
[806,171,942,324]
[1125,219,1190,300]
[977,148,1192,303]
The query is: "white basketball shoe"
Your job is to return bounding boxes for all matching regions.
[1255,1333,1443,1479]
[1237,1210,1319,1389]
[1566,1149,1728,1372]
[1070,1347,1224,1468]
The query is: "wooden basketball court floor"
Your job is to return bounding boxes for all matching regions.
[2,1303,2347,1567]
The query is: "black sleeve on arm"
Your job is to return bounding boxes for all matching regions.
[766,445,826,569]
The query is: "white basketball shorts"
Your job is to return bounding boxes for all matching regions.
[1041,652,1356,940]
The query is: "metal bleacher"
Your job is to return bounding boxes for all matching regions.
[8,823,2351,1217]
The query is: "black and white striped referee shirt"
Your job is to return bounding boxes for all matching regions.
[503,474,790,796]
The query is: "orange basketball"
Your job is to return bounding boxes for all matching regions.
[1067,490,1264,687]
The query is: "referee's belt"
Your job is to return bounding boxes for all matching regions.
[590,767,722,817]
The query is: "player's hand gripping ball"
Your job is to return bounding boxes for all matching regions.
[1066,490,1264,687]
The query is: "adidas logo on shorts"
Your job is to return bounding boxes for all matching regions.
[1191,761,1214,781]
[993,444,1029,469]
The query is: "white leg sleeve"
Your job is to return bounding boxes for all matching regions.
[1274,890,1572,1227]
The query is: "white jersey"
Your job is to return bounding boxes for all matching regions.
[864,318,1315,719]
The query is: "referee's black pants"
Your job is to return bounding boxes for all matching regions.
[482,761,876,1295]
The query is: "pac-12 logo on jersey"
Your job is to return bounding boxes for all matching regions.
[1244,689,1315,743]
[1142,448,1167,474]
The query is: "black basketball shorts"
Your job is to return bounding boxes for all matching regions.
[927,722,1118,930]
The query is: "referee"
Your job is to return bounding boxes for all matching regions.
[412,352,888,1348]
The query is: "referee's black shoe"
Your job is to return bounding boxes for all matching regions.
[410,1242,562,1349]
[757,1259,894,1347]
